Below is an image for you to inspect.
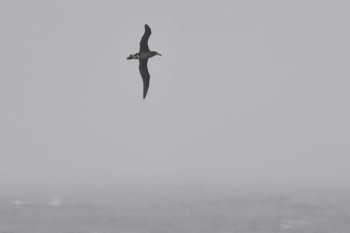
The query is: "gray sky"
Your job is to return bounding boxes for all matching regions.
[0,0,349,189]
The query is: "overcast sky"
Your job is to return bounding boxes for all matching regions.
[0,0,349,189]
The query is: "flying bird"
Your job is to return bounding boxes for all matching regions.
[127,24,161,99]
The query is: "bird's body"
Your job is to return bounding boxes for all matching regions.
[127,24,161,99]
[127,51,160,60]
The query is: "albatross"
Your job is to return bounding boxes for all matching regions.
[127,24,161,99]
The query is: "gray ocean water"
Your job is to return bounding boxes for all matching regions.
[1,187,349,233]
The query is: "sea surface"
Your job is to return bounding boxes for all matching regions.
[0,187,349,233]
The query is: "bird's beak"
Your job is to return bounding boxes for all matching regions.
[157,52,162,56]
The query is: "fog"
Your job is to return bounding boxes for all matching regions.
[0,0,349,190]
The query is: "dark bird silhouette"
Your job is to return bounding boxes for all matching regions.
[127,24,161,99]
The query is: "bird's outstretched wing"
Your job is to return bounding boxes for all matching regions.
[139,24,151,53]
[139,59,150,99]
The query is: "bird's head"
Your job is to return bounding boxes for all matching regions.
[152,51,162,56]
